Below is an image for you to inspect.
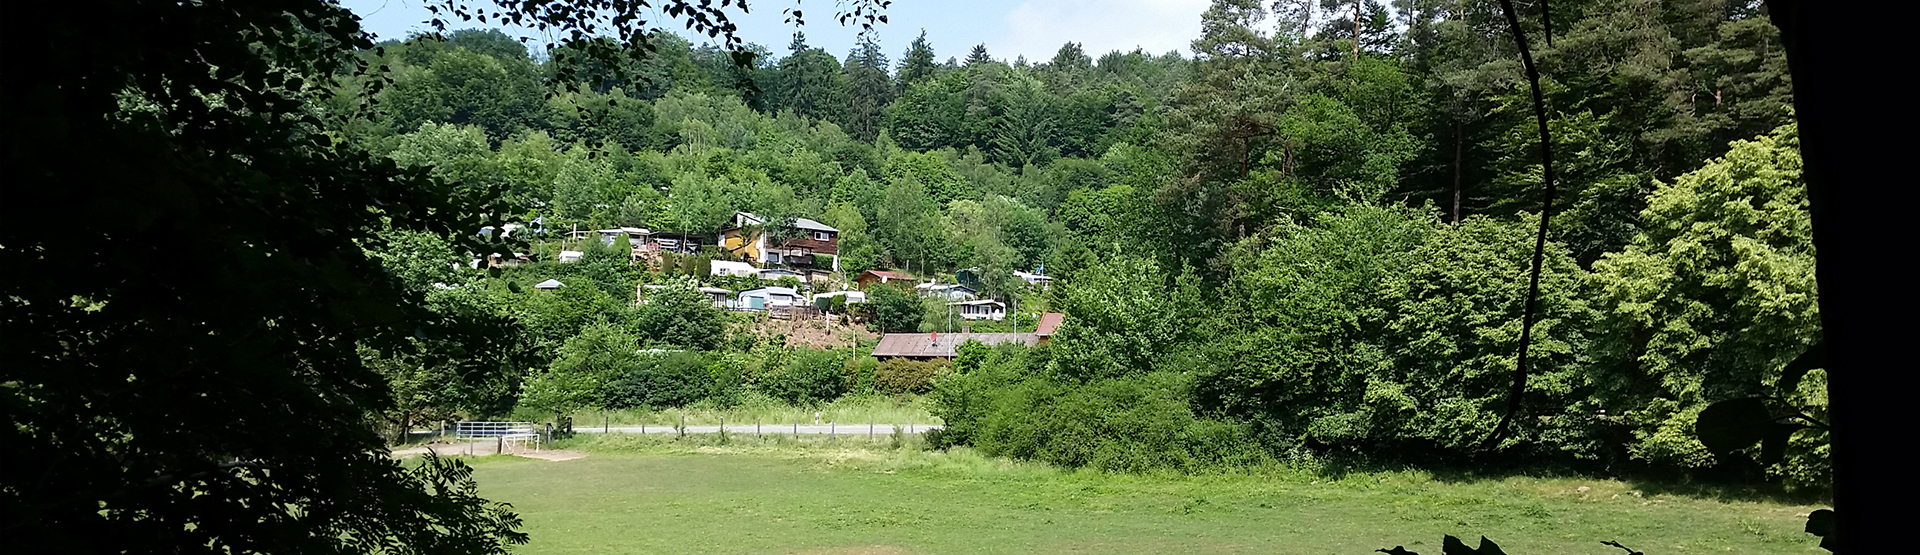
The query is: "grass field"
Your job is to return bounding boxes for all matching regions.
[460,433,1826,555]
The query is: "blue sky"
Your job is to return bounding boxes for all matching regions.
[339,0,1210,65]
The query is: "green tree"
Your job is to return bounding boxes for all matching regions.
[897,30,941,92]
[521,322,639,415]
[867,284,925,333]
[773,32,852,124]
[843,38,895,141]
[1589,122,1822,484]
[634,276,728,350]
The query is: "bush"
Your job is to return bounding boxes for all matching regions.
[867,285,923,333]
[601,351,712,409]
[967,372,1269,472]
[520,322,637,416]
[762,348,849,405]
[875,358,948,395]
[632,276,725,350]
[843,356,879,395]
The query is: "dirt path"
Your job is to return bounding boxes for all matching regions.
[390,441,586,461]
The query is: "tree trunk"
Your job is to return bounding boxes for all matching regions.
[1452,119,1464,224]
[1352,0,1362,61]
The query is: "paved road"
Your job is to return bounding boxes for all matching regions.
[573,423,941,436]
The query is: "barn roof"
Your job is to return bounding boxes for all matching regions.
[870,333,1038,359]
[1033,313,1065,336]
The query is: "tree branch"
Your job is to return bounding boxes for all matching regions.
[1480,0,1557,451]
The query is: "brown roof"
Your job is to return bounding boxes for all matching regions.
[1033,313,1065,336]
[859,270,915,281]
[870,333,1038,358]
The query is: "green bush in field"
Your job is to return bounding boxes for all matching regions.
[843,356,879,395]
[601,350,712,409]
[521,322,638,416]
[706,354,748,407]
[875,358,949,395]
[763,348,850,405]
[969,371,1268,472]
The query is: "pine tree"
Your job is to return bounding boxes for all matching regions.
[773,31,851,123]
[897,29,940,93]
[965,44,992,66]
[844,37,894,141]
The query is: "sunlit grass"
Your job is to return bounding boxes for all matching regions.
[462,435,1827,554]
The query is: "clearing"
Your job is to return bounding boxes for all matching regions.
[461,435,1825,554]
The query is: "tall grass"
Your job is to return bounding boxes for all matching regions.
[563,392,940,428]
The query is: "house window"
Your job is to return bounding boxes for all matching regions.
[812,231,832,241]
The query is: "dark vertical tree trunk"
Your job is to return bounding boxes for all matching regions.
[1767,0,1901,550]
[1453,119,1465,223]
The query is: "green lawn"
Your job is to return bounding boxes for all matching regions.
[465,435,1825,555]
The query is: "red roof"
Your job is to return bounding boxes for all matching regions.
[860,270,915,281]
[1033,313,1065,336]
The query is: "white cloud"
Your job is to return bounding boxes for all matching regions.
[995,0,1209,63]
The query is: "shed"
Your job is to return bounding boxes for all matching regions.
[870,332,1040,360]
[949,299,1007,321]
[855,270,915,290]
[737,286,801,310]
[533,279,565,290]
[1033,312,1065,344]
[710,260,759,278]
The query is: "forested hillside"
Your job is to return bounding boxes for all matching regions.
[339,0,1818,488]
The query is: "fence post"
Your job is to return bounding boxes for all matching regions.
[604,415,609,433]
[909,419,914,435]
[869,417,874,440]
[679,414,686,438]
[496,435,503,455]
[793,417,798,439]
[757,418,761,438]
[545,423,552,449]
[720,416,725,438]
[640,414,645,434]
[830,421,835,441]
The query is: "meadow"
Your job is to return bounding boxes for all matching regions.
[462,434,1826,555]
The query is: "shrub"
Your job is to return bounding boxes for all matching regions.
[875,358,948,395]
[521,322,637,416]
[601,351,712,409]
[843,356,879,395]
[763,348,849,405]
[968,372,1268,472]
[867,285,923,333]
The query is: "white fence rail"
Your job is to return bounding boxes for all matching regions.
[454,421,541,454]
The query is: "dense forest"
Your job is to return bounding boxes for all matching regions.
[314,0,1817,489]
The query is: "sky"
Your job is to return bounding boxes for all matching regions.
[338,0,1211,65]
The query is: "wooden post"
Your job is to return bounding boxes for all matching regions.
[869,417,874,440]
[640,415,645,434]
[909,419,914,435]
[793,417,798,439]
[757,418,761,438]
[496,435,503,455]
[830,421,835,441]
[680,414,686,438]
[604,415,609,433]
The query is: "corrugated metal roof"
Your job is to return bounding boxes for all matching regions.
[1034,313,1065,336]
[860,270,915,281]
[733,212,838,233]
[870,333,1038,358]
